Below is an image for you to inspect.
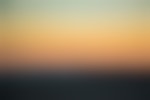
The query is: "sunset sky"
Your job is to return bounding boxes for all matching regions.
[1,0,150,71]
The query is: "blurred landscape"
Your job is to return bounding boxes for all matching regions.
[0,1,150,99]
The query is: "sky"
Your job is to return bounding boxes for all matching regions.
[1,0,150,71]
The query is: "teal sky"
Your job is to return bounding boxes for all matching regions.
[9,0,149,13]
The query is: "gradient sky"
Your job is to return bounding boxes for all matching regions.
[1,0,150,71]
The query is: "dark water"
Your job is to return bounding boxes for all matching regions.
[0,72,150,100]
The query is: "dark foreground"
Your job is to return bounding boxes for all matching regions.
[0,72,150,100]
